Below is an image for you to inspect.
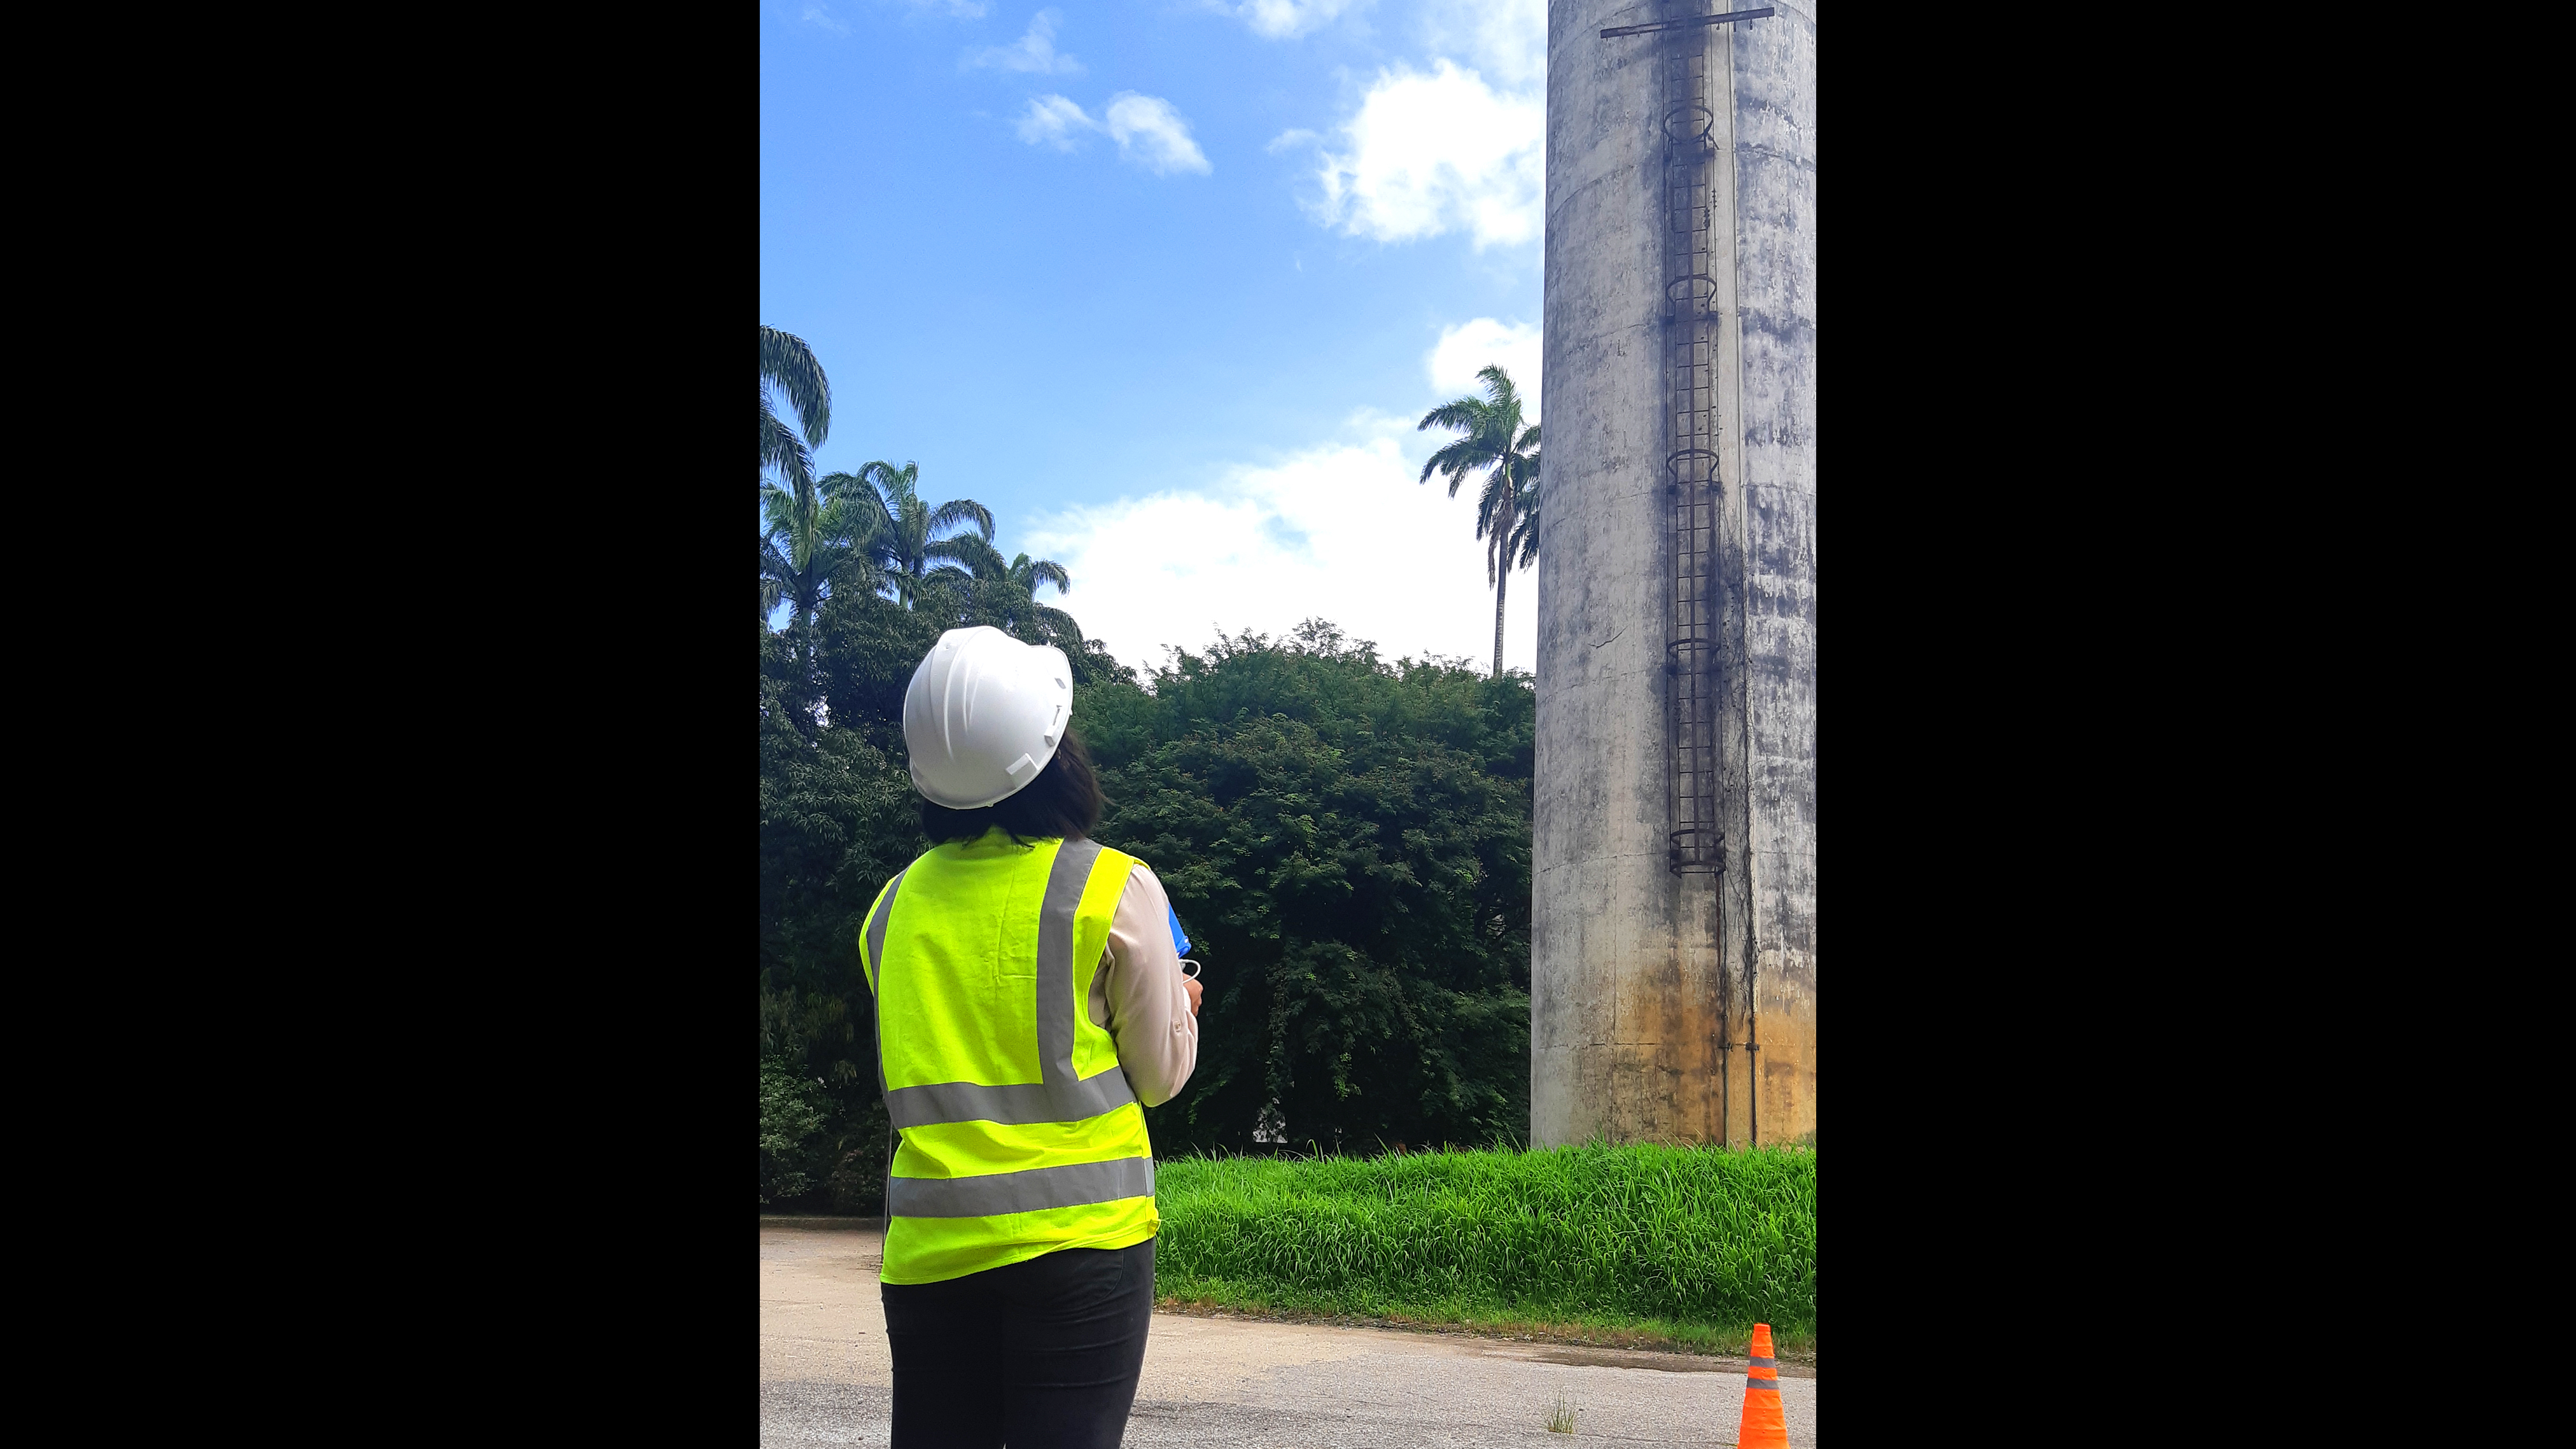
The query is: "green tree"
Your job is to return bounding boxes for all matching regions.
[762,484,868,636]
[926,539,1083,651]
[767,474,894,701]
[760,623,923,1209]
[759,1056,834,1205]
[1005,554,1086,654]
[1085,620,1534,1156]
[1006,552,1073,602]
[1417,365,1542,678]
[844,460,994,608]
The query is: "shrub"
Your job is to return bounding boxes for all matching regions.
[759,1057,834,1206]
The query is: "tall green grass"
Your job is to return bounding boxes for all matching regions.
[1152,1144,1816,1348]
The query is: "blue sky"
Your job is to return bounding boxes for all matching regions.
[761,0,1546,673]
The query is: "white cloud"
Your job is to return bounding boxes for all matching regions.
[1014,92,1211,175]
[967,10,1082,74]
[802,3,851,36]
[1310,60,1543,248]
[1103,93,1212,175]
[900,0,990,16]
[1021,419,1537,677]
[1218,0,1362,40]
[1427,318,1542,416]
[1015,94,1095,150]
[1416,0,1545,88]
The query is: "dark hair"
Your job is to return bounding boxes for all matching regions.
[918,727,1104,845]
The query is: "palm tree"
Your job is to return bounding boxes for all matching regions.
[760,479,880,669]
[1005,554,1083,652]
[837,461,995,608]
[1418,364,1542,678]
[1006,552,1072,603]
[927,542,1081,646]
[761,326,832,508]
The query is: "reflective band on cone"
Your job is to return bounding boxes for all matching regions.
[1735,1322,1789,1448]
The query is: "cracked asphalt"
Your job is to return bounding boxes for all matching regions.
[760,1226,1816,1447]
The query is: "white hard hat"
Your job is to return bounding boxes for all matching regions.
[901,627,1076,808]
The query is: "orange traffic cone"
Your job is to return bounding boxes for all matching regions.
[1735,1322,1789,1448]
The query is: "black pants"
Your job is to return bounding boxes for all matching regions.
[881,1239,1155,1448]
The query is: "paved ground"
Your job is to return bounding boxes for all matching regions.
[760,1226,1816,1448]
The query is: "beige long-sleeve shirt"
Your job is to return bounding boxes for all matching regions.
[1087,864,1199,1107]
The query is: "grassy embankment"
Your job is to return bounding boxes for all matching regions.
[1151,1143,1815,1358]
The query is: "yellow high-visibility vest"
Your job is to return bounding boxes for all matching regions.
[857,828,1158,1284]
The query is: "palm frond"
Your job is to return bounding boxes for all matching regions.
[890,498,930,564]
[1016,556,1072,596]
[1473,471,1510,538]
[1516,423,1541,452]
[1421,437,1496,494]
[760,325,832,449]
[1476,480,1521,583]
[1417,398,1488,435]
[826,552,886,599]
[818,494,881,551]
[1035,604,1084,643]
[927,498,995,542]
[1508,462,1541,571]
[923,534,1007,577]
[859,461,920,512]
[761,395,813,500]
[816,472,891,536]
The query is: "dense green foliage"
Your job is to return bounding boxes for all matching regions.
[759,329,1536,1212]
[759,1057,835,1205]
[1094,621,1532,1158]
[1154,1145,1817,1345]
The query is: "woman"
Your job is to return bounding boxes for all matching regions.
[858,626,1201,1449]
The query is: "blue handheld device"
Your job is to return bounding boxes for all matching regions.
[1166,904,1200,979]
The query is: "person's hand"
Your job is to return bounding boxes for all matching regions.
[1184,976,1203,1017]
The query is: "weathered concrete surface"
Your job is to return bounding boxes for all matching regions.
[1730,0,1819,1149]
[1536,1,1816,1147]
[760,1227,1818,1446]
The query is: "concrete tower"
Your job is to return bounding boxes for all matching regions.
[1533,1,1815,1147]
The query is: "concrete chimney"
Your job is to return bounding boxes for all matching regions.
[1534,0,1815,1147]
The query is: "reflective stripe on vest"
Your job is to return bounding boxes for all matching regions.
[888,1156,1156,1217]
[859,831,1158,1284]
